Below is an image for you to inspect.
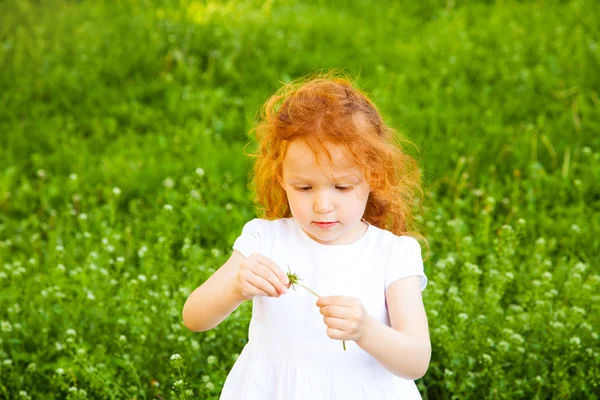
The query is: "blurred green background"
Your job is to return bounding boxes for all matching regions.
[1,0,599,398]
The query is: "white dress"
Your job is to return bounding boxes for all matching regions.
[220,218,428,400]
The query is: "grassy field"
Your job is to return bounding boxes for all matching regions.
[1,0,599,398]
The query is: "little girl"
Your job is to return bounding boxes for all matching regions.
[183,73,431,399]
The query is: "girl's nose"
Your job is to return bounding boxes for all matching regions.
[313,191,335,213]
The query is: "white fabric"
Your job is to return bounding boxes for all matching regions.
[220,218,427,400]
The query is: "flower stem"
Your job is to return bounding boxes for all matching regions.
[297,283,320,298]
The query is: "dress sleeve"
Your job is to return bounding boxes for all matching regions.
[232,219,266,258]
[384,236,428,291]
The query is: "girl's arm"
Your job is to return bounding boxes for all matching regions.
[356,276,431,380]
[182,251,289,332]
[182,251,247,332]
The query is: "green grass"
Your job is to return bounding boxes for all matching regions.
[1,0,599,398]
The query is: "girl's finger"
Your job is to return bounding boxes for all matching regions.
[246,270,280,297]
[253,261,288,294]
[254,254,289,286]
[323,316,347,331]
[318,305,352,318]
[326,328,345,340]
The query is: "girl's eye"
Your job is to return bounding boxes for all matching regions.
[336,186,353,192]
[295,186,312,192]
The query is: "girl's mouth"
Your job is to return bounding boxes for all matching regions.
[313,221,337,229]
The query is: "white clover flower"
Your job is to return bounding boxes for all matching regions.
[207,355,217,364]
[66,329,77,336]
[55,245,64,252]
[56,264,66,272]
[170,354,182,361]
[574,262,587,273]
[225,203,233,211]
[195,167,205,177]
[517,218,525,225]
[458,313,469,321]
[36,169,46,178]
[205,382,214,390]
[444,369,454,376]
[19,390,28,397]
[570,337,581,347]
[163,204,173,211]
[571,224,581,233]
[542,272,552,280]
[498,341,510,351]
[113,187,121,195]
[551,321,565,330]
[116,257,124,263]
[55,342,64,351]
[162,177,175,188]
[482,354,492,363]
[119,335,126,342]
[78,213,88,221]
[68,387,77,393]
[190,190,201,200]
[511,333,525,344]
[505,272,514,280]
[572,306,586,315]
[202,375,210,383]
[138,274,147,282]
[173,379,183,387]
[87,291,95,301]
[3,359,12,366]
[532,280,541,287]
[1,321,13,332]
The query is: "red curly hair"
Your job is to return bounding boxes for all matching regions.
[249,71,424,238]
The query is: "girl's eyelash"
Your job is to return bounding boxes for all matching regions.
[293,185,353,191]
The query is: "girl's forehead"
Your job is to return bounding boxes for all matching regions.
[284,140,355,169]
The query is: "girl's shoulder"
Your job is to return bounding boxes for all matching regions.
[241,217,295,233]
[365,224,421,252]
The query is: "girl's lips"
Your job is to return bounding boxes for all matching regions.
[313,221,337,229]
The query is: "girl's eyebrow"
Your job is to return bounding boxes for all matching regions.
[288,173,361,182]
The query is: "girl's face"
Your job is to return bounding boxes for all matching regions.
[281,139,371,245]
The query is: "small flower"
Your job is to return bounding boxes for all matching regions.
[56,368,65,375]
[205,382,214,390]
[207,355,217,364]
[66,329,77,336]
[170,354,182,361]
[571,224,581,233]
[195,167,205,177]
[113,187,121,195]
[163,204,173,211]
[162,177,175,188]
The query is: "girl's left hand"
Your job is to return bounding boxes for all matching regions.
[316,296,374,343]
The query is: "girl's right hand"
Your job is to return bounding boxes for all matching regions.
[236,253,290,300]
